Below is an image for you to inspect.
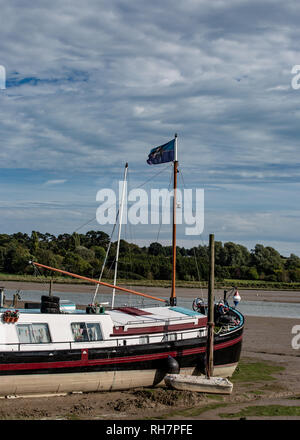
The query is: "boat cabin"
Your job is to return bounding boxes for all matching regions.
[0,305,207,352]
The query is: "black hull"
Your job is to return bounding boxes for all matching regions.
[0,327,243,378]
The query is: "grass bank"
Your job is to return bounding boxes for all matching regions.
[220,404,300,418]
[231,358,285,383]
[149,358,287,420]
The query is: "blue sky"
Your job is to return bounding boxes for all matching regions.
[0,0,300,256]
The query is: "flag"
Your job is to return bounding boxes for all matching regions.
[147,139,175,165]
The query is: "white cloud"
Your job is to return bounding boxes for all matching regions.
[0,1,300,254]
[44,179,67,186]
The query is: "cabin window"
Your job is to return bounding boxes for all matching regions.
[71,322,103,342]
[139,336,149,344]
[17,323,51,344]
[198,330,205,338]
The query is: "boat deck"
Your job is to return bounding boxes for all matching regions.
[0,304,207,332]
[107,306,206,328]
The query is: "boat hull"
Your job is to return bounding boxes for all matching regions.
[0,365,239,397]
[164,374,233,394]
[0,328,243,396]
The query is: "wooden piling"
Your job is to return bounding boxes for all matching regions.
[206,233,215,378]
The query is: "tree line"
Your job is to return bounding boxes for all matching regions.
[1,230,300,283]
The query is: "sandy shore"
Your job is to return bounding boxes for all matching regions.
[1,280,300,303]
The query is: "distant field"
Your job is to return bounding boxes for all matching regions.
[0,273,300,290]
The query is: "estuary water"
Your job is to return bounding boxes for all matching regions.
[4,289,300,319]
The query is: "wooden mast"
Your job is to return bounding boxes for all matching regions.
[170,133,178,307]
[112,162,128,309]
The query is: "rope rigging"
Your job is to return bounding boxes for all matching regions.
[72,163,173,305]
[34,159,206,306]
[179,167,205,300]
[72,163,173,235]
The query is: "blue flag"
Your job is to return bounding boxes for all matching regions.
[147,139,175,165]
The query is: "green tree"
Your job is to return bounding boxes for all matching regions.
[289,268,300,282]
[75,245,95,261]
[91,246,106,261]
[148,242,164,256]
[251,244,283,275]
[30,231,39,254]
[4,245,32,274]
[35,249,63,269]
[62,252,92,275]
[223,242,250,267]
[84,230,110,248]
[286,254,300,270]
[72,232,80,248]
[247,266,259,280]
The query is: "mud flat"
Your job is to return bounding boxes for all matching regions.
[1,280,300,303]
[0,315,298,420]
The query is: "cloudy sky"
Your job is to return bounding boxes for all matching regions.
[0,0,300,256]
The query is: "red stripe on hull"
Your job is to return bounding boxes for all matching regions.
[0,335,242,373]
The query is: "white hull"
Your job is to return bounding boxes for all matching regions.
[164,374,233,394]
[0,363,238,397]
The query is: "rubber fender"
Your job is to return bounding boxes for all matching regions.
[167,355,180,374]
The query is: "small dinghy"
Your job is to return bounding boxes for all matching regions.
[164,374,233,395]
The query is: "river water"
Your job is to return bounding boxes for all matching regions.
[4,289,300,319]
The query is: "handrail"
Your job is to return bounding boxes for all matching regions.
[111,314,202,327]
[1,326,207,351]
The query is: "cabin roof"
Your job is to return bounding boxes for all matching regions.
[0,305,205,329]
[107,306,204,326]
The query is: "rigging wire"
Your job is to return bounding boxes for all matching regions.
[124,168,134,306]
[91,209,119,305]
[179,168,205,299]
[123,213,133,307]
[107,162,173,307]
[77,163,174,305]
[81,164,172,305]
[72,163,173,235]
[35,161,175,302]
[33,264,53,294]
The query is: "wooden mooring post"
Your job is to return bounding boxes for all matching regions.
[206,233,215,378]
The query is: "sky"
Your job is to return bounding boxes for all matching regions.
[0,0,300,256]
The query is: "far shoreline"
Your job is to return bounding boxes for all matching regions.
[1,280,300,304]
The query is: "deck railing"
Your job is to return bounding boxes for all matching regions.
[0,326,208,352]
